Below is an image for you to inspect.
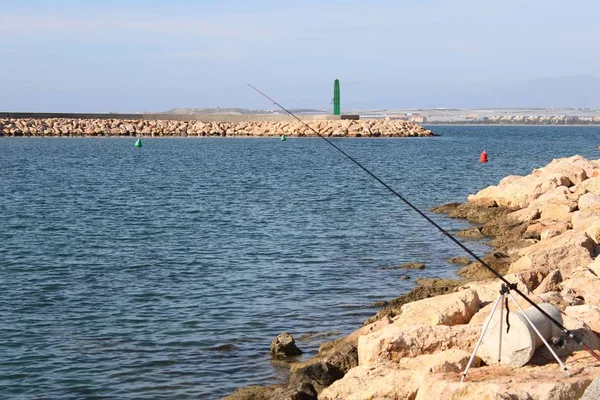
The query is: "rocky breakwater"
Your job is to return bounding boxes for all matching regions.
[227,155,600,400]
[0,117,436,138]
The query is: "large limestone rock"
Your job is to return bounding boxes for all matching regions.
[561,270,600,307]
[533,157,589,186]
[506,206,541,225]
[320,349,475,400]
[577,177,600,196]
[319,365,416,400]
[460,270,547,304]
[468,174,571,209]
[586,256,600,276]
[468,156,600,209]
[578,192,600,215]
[415,361,595,400]
[528,185,576,209]
[565,155,600,177]
[572,211,600,230]
[582,378,600,400]
[570,211,600,248]
[533,269,563,294]
[508,230,595,276]
[358,324,481,366]
[394,289,480,327]
[224,383,317,400]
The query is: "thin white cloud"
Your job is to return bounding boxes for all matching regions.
[0,13,272,39]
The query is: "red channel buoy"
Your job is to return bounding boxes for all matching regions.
[479,151,488,163]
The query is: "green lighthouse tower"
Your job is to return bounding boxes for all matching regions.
[333,79,340,116]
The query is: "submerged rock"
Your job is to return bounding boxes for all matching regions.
[446,256,472,265]
[400,262,426,269]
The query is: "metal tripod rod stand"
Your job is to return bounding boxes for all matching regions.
[461,284,569,382]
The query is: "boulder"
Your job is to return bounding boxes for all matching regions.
[319,365,416,400]
[460,277,529,305]
[508,230,595,275]
[565,304,600,334]
[320,349,475,400]
[288,362,343,394]
[358,324,481,366]
[468,174,571,209]
[582,378,600,400]
[224,384,317,400]
[579,192,600,215]
[523,222,545,239]
[561,272,600,307]
[587,256,600,276]
[540,225,569,240]
[566,155,600,177]
[395,289,480,327]
[577,218,600,246]
[292,317,393,377]
[456,252,512,280]
[458,269,546,307]
[571,210,600,230]
[578,177,600,196]
[533,158,588,185]
[415,363,594,400]
[505,206,541,225]
[538,202,577,223]
[533,269,563,294]
[528,185,576,208]
[270,332,302,357]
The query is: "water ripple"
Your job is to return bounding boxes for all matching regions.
[2,128,599,398]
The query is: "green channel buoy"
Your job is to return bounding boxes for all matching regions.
[280,135,286,141]
[134,138,142,148]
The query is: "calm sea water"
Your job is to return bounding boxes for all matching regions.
[1,126,599,399]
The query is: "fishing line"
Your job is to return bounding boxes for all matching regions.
[248,84,600,362]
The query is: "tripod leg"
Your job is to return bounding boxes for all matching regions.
[461,293,504,382]
[498,294,504,363]
[506,292,570,375]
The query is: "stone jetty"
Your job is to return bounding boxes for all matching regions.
[227,155,600,400]
[0,118,435,138]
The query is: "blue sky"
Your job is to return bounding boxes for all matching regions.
[1,0,599,111]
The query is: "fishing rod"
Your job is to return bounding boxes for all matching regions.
[248,84,600,363]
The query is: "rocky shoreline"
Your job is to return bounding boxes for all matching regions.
[0,118,435,138]
[226,155,600,400]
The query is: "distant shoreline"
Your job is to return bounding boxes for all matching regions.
[425,123,600,127]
